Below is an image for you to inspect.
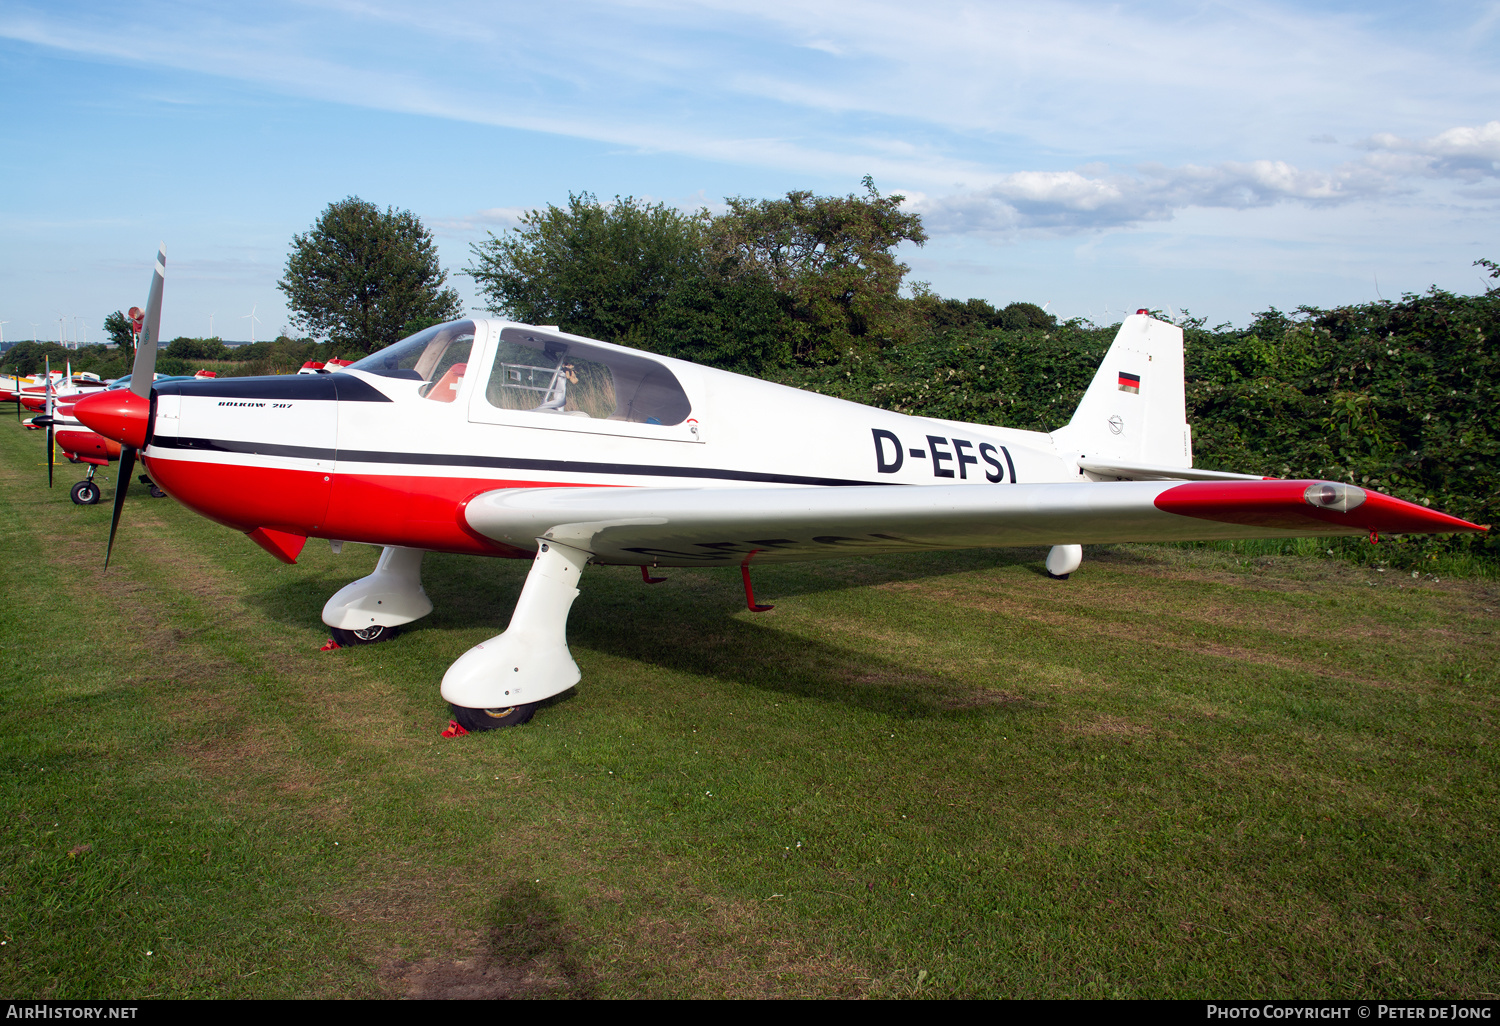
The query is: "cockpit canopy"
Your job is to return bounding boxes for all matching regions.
[347,321,692,426]
[485,327,691,426]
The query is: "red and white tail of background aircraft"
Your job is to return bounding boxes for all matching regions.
[73,248,1487,732]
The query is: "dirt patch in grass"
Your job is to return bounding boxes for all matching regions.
[615,893,873,998]
[843,668,1036,713]
[1098,544,1500,602]
[937,687,1032,711]
[852,670,945,686]
[384,950,563,1000]
[379,886,593,999]
[1069,713,1153,738]
[355,869,873,998]
[874,578,1438,690]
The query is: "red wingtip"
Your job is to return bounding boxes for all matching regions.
[1156,480,1486,535]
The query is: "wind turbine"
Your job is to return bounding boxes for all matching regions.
[242,304,261,345]
[209,313,215,339]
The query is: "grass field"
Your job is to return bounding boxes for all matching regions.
[1,424,1496,999]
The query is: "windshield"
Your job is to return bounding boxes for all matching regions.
[348,321,477,384]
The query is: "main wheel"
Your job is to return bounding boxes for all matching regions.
[450,702,538,731]
[70,480,101,505]
[329,624,398,646]
[148,485,167,499]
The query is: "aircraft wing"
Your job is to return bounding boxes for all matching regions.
[463,480,1485,567]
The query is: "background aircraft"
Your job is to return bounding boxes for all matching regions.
[73,250,1486,733]
[29,371,212,503]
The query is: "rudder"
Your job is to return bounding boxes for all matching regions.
[1051,313,1190,469]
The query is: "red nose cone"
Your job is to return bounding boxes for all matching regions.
[73,389,151,448]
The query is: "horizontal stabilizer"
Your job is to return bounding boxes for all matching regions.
[1079,460,1266,482]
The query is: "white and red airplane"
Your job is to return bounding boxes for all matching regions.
[73,248,1487,733]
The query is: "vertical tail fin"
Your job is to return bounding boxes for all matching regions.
[1051,312,1190,469]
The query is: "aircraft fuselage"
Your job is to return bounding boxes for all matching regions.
[143,318,1076,563]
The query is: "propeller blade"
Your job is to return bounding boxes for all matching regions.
[106,446,137,571]
[106,246,165,570]
[131,245,166,399]
[44,358,53,487]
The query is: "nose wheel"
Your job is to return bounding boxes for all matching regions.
[70,464,104,505]
[448,702,538,731]
[329,624,398,647]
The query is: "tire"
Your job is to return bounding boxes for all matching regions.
[148,485,167,499]
[70,480,101,505]
[329,624,398,647]
[450,702,538,731]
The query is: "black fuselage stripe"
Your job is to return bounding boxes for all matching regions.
[152,436,889,487]
[153,373,392,402]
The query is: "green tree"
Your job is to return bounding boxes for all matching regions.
[468,182,927,369]
[164,336,229,361]
[998,302,1056,331]
[278,197,462,355]
[707,176,927,361]
[467,193,708,346]
[466,194,789,371]
[1477,257,1499,293]
[1,341,71,376]
[103,310,134,350]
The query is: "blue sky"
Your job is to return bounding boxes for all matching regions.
[2,0,1498,343]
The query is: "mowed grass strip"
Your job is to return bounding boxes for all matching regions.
[0,424,1496,998]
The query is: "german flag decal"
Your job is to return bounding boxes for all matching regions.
[1118,371,1141,394]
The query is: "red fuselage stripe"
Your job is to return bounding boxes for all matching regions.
[143,454,553,557]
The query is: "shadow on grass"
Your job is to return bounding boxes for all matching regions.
[244,546,1055,634]
[240,545,1088,721]
[579,607,1056,720]
[396,881,596,999]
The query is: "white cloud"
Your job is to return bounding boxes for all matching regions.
[1363,120,1500,180]
[6,0,1498,191]
[907,156,1399,236]
[4,0,1499,330]
[431,207,529,237]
